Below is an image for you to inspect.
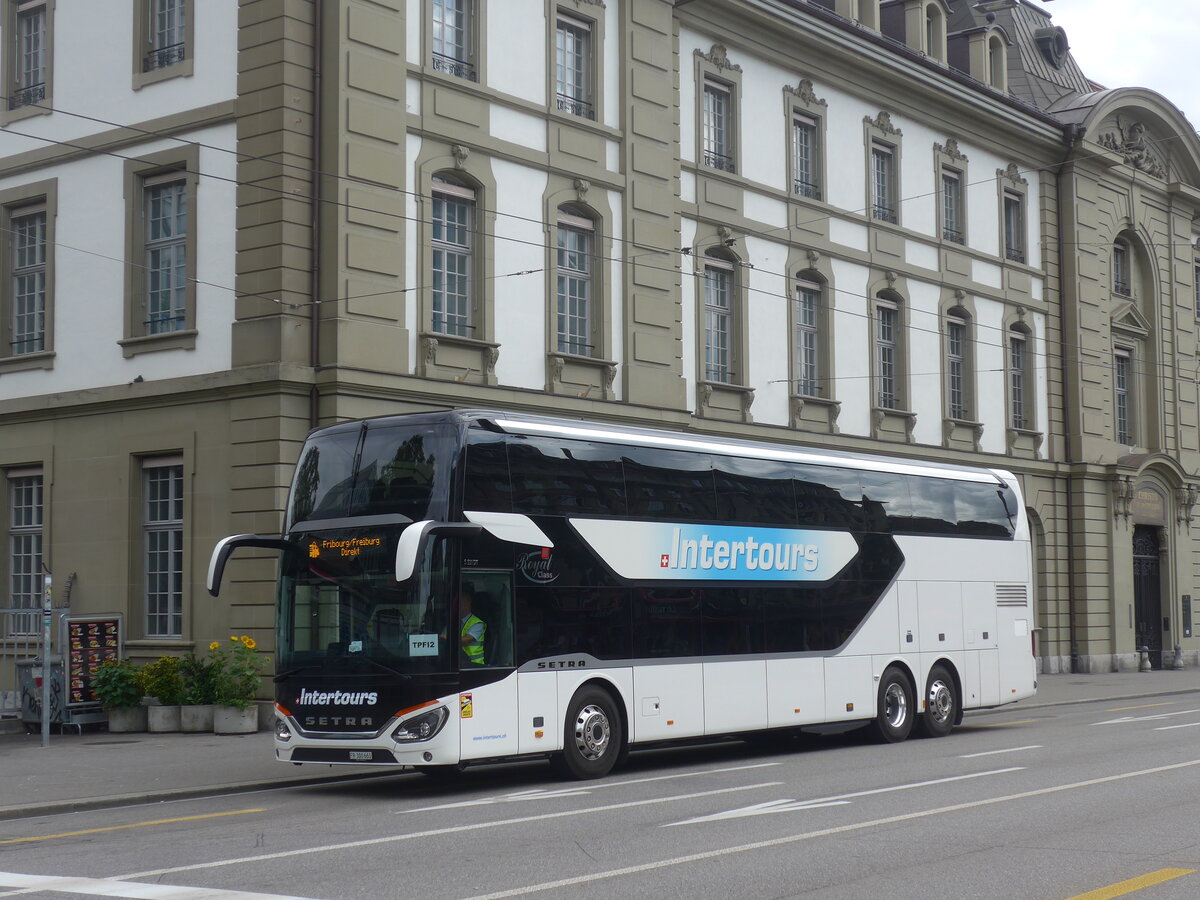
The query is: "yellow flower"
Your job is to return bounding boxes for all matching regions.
[209,641,219,651]
[229,636,238,642]
[243,637,257,650]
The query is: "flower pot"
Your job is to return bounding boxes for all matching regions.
[180,704,215,733]
[147,704,182,733]
[106,706,148,733]
[213,705,258,734]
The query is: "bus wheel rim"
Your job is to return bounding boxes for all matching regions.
[574,704,610,760]
[883,682,908,728]
[928,679,953,725]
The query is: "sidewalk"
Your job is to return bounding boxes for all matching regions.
[1,669,1197,822]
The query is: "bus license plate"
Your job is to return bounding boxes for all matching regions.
[349,751,372,761]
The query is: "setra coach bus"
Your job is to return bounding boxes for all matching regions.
[208,409,1036,779]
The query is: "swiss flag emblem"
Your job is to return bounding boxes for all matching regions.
[660,554,670,567]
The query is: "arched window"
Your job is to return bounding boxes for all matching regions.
[924,4,944,62]
[555,205,595,356]
[988,34,1007,90]
[702,250,738,384]
[430,173,476,337]
[1112,238,1132,297]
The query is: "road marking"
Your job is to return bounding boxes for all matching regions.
[1154,722,1200,731]
[1092,709,1200,726]
[960,745,1042,758]
[465,758,1200,899]
[0,809,266,845]
[1063,867,1195,900]
[971,719,1036,728]
[0,870,315,900]
[404,762,781,812]
[111,782,782,883]
[1107,702,1174,712]
[666,767,1023,825]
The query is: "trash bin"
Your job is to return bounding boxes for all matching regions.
[17,656,64,726]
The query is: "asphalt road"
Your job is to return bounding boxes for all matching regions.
[2,693,1200,900]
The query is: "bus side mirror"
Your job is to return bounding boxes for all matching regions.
[207,535,298,597]
[394,521,483,583]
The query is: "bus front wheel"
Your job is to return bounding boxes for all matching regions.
[553,686,623,780]
[916,664,957,738]
[870,666,914,743]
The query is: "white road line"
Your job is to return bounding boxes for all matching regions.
[959,745,1043,758]
[112,782,782,883]
[665,767,1023,826]
[1092,708,1200,726]
[404,762,781,812]
[1155,722,1200,731]
[466,758,1200,900]
[0,871,316,900]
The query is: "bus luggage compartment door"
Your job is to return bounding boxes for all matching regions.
[633,664,704,742]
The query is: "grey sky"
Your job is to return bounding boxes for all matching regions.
[1037,0,1200,130]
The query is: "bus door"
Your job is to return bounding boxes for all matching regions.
[457,569,518,759]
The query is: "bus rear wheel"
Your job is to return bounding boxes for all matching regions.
[553,686,623,780]
[917,664,957,738]
[870,666,914,743]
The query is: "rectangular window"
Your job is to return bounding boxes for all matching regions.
[144,177,188,335]
[11,1,46,109]
[942,169,963,243]
[794,280,820,396]
[7,470,42,638]
[1113,242,1131,297]
[431,178,474,337]
[704,259,733,383]
[1114,348,1131,445]
[1004,192,1025,263]
[1009,331,1027,430]
[555,14,592,119]
[876,301,898,408]
[702,80,735,173]
[556,214,592,355]
[432,0,475,81]
[144,0,186,71]
[871,143,896,223]
[947,316,966,420]
[792,115,820,200]
[144,460,183,638]
[11,205,46,355]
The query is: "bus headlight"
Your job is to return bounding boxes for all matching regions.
[275,719,292,742]
[392,706,448,742]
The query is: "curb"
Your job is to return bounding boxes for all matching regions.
[969,685,1200,715]
[0,770,404,823]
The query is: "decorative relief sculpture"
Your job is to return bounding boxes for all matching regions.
[934,137,967,162]
[485,346,499,376]
[420,336,438,365]
[1112,475,1134,519]
[785,78,826,108]
[451,144,470,169]
[865,111,901,136]
[573,178,590,203]
[696,44,742,74]
[999,162,1027,187]
[1098,119,1166,179]
[1177,485,1198,526]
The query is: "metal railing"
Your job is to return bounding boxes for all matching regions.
[431,53,477,82]
[8,82,44,110]
[872,205,898,224]
[144,43,187,72]
[556,94,594,119]
[793,179,822,201]
[703,150,737,174]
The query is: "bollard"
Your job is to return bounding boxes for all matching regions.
[1172,644,1185,670]
[1139,646,1152,672]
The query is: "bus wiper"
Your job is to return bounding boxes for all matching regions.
[353,657,412,681]
[273,664,323,681]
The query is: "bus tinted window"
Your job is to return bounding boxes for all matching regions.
[860,471,911,532]
[702,589,764,655]
[623,448,717,520]
[714,456,797,525]
[356,425,449,520]
[288,428,361,524]
[464,432,513,512]
[516,587,631,661]
[901,477,958,535]
[955,481,1015,537]
[509,437,627,515]
[794,465,862,529]
[633,588,702,657]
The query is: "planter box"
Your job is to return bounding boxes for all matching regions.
[213,705,258,734]
[106,706,148,733]
[147,705,182,733]
[180,704,215,732]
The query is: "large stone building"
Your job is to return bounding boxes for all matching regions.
[3,0,1200,709]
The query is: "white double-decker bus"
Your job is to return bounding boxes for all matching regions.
[209,409,1036,779]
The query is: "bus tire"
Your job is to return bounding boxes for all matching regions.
[554,686,623,780]
[916,664,957,739]
[870,666,914,743]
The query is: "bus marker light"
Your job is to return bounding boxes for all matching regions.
[667,720,675,725]
[846,703,854,712]
[794,709,801,714]
[535,730,544,739]
[541,547,550,559]
[275,702,292,717]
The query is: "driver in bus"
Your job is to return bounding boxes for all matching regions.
[459,583,487,666]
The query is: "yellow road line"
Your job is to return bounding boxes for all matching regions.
[1107,702,1174,712]
[1065,868,1195,900]
[0,808,266,845]
[972,719,1036,728]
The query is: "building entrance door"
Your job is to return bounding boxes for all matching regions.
[1133,526,1162,669]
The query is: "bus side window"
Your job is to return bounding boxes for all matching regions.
[470,575,514,667]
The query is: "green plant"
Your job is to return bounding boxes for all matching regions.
[179,653,219,705]
[141,655,186,706]
[91,660,145,710]
[208,635,269,711]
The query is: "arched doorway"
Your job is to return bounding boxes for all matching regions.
[1132,525,1162,668]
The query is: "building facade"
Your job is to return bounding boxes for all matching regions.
[3,0,1200,705]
